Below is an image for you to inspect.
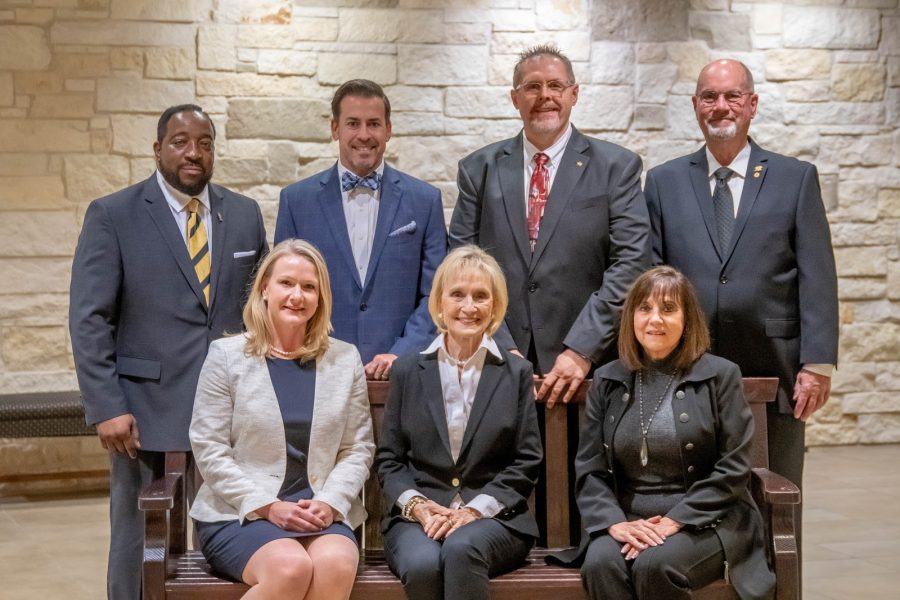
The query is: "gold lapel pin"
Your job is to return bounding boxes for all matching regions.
[753,172,761,178]
[576,161,583,167]
[754,165,763,172]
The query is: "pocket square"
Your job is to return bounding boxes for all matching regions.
[233,250,257,258]
[388,221,417,237]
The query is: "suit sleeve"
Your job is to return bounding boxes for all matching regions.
[644,168,666,266]
[375,361,420,506]
[252,198,269,266]
[563,152,650,362]
[388,188,447,356]
[666,362,754,527]
[795,164,839,366]
[574,377,628,534]
[274,186,297,244]
[69,200,129,425]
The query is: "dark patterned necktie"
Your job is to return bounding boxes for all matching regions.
[527,152,550,252]
[712,167,735,254]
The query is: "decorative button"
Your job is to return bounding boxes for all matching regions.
[675,390,685,399]
[609,415,615,423]
[720,276,728,284]
[528,282,539,293]
[451,477,460,487]
[622,393,630,402]
[685,442,694,450]
[310,475,317,483]
[687,465,695,473]
[679,412,690,423]
[360,303,368,311]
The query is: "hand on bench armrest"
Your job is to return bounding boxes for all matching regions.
[750,468,801,505]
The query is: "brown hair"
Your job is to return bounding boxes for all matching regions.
[513,44,576,88]
[242,239,332,362]
[428,245,509,337]
[618,266,710,371]
[331,78,391,121]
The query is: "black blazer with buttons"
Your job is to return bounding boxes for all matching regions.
[575,353,774,600]
[375,347,543,537]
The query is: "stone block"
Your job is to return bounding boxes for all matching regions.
[443,117,521,140]
[819,134,893,167]
[666,41,709,82]
[0,258,71,294]
[489,54,518,86]
[882,16,900,56]
[832,63,885,102]
[805,419,860,446]
[14,71,63,95]
[443,22,491,45]
[0,26,51,70]
[51,20,196,47]
[198,25,236,71]
[591,0,689,43]
[689,12,752,51]
[888,89,900,131]
[445,87,517,119]
[784,102,884,126]
[636,43,667,64]
[213,157,268,186]
[64,154,131,203]
[393,135,484,182]
[633,104,666,130]
[0,120,89,153]
[836,247,888,277]
[383,85,444,113]
[574,85,634,131]
[14,8,54,24]
[0,292,68,323]
[875,363,900,390]
[390,111,445,136]
[1,325,70,371]
[765,49,831,81]
[491,31,590,61]
[0,212,78,257]
[257,50,317,76]
[857,414,900,444]
[555,31,592,61]
[50,52,111,78]
[109,0,212,21]
[488,9,536,32]
[318,53,397,85]
[878,188,900,218]
[337,9,442,43]
[838,277,886,300]
[590,42,634,85]
[398,45,488,86]
[830,361,875,394]
[0,154,48,177]
[0,73,12,107]
[29,94,95,119]
[535,0,586,31]
[832,222,896,247]
[91,128,112,154]
[783,6,880,49]
[196,72,306,97]
[239,0,291,24]
[145,47,196,80]
[832,181,879,222]
[752,3,782,35]
[842,392,900,415]
[781,80,830,102]
[636,62,677,104]
[833,50,881,64]
[110,47,143,71]
[227,98,331,142]
[97,74,194,113]
[65,79,96,93]
[110,113,157,156]
[665,94,702,140]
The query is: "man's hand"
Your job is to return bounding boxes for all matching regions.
[364,353,398,380]
[96,414,141,458]
[793,369,832,421]
[537,349,591,408]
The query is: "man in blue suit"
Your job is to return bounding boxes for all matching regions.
[276,79,447,379]
[69,105,268,598]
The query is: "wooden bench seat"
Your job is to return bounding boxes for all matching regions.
[0,391,94,438]
[141,378,799,600]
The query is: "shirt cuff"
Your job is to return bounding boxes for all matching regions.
[465,494,505,518]
[802,363,834,378]
[397,489,424,511]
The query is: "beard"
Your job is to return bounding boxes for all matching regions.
[706,120,737,140]
[158,161,212,196]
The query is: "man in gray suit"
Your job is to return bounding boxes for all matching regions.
[69,104,268,599]
[450,44,649,406]
[644,59,839,489]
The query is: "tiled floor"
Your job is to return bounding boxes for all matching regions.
[1,444,898,599]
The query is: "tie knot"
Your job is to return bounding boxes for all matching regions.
[187,198,201,214]
[533,152,549,167]
[341,170,382,193]
[714,167,732,184]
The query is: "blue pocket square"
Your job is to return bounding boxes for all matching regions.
[388,221,417,237]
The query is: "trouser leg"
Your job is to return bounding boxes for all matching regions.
[580,534,634,600]
[631,527,724,600]
[384,521,443,600]
[439,519,531,600]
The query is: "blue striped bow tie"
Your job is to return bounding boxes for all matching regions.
[341,170,382,192]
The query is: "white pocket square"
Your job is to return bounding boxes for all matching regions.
[233,250,257,258]
[388,221,417,237]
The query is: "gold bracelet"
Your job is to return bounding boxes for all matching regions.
[402,495,426,521]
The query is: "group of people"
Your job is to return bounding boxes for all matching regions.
[69,43,838,600]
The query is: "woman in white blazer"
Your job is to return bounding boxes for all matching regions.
[190,239,375,600]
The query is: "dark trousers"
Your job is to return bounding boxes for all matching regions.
[384,519,532,600]
[580,528,724,600]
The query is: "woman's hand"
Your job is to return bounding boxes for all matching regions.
[608,518,667,560]
[615,516,683,560]
[411,500,455,540]
[256,500,329,532]
[445,506,481,537]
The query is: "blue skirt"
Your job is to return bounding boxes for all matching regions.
[196,488,357,582]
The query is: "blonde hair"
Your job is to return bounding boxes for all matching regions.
[428,245,509,337]
[242,239,333,362]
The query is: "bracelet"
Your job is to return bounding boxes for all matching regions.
[402,495,427,521]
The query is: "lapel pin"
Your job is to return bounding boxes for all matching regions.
[753,172,760,178]
[217,212,223,222]
[576,161,583,167]
[754,165,763,172]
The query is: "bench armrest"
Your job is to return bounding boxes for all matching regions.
[751,467,801,505]
[139,453,189,600]
[139,473,179,511]
[750,468,800,600]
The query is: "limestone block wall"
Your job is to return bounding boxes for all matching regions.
[0,0,898,486]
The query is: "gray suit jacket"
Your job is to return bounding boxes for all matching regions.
[69,175,268,451]
[189,336,375,528]
[644,141,839,412]
[450,127,650,373]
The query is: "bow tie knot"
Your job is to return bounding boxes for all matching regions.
[341,170,382,192]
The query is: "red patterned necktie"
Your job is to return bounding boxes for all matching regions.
[527,152,550,252]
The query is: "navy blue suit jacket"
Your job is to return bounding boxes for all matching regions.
[275,164,447,363]
[645,141,839,413]
[69,175,268,451]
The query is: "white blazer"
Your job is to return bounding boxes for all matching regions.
[189,335,375,528]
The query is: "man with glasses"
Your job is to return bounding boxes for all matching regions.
[450,44,649,407]
[644,59,838,490]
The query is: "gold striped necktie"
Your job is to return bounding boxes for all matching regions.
[187,198,210,305]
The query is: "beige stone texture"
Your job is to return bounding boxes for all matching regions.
[781,80,831,102]
[832,63,886,102]
[0,258,71,294]
[831,223,895,247]
[0,73,12,107]
[832,181,880,222]
[109,0,212,22]
[443,22,491,45]
[857,414,900,443]
[14,71,63,95]
[110,47,143,71]
[752,3,782,35]
[666,41,709,81]
[145,47,196,80]
[878,188,900,217]
[783,6,881,49]
[0,176,68,211]
[65,79,96,93]
[882,16,900,56]
[14,8,55,25]
[835,247,888,277]
[239,0,291,24]
[391,111,445,136]
[51,20,196,47]
[0,26,51,70]
[784,101,884,125]
[590,42,634,85]
[875,363,900,390]
[392,135,483,182]
[28,94,95,119]
[575,85,635,131]
[841,322,900,362]
[64,155,131,204]
[591,0,689,43]
[198,24,237,71]
[384,85,443,113]
[689,12,752,51]
[806,419,860,446]
[830,361,876,394]
[398,45,488,86]
[838,277,887,300]
[535,0,586,31]
[50,52,110,78]
[257,50,316,76]
[338,9,443,43]
[0,120,89,153]
[0,154,49,177]
[489,9,536,32]
[109,113,156,156]
[637,63,678,104]
[765,48,831,81]
[0,212,78,257]
[197,72,315,98]
[318,52,397,85]
[636,43,667,64]
[842,392,900,414]
[227,98,331,142]
[819,134,893,167]
[97,74,194,113]
[445,87,518,119]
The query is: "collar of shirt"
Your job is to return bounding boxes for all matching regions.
[156,170,211,214]
[705,140,751,180]
[337,161,385,203]
[522,123,572,207]
[421,333,502,365]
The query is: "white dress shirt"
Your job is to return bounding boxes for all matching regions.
[337,161,384,283]
[396,333,506,518]
[156,170,213,258]
[522,123,573,209]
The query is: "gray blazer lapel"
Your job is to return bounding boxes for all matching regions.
[143,178,208,310]
[458,353,504,460]
[318,167,362,289]
[208,184,226,308]
[419,356,453,459]
[689,148,724,260]
[364,165,402,289]
[498,135,531,264]
[531,128,589,269]
[727,141,768,266]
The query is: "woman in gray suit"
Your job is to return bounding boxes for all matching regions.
[189,239,375,600]
[376,245,543,600]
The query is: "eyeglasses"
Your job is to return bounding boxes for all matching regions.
[696,90,754,108]
[515,80,574,97]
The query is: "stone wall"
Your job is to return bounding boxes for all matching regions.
[0,0,898,485]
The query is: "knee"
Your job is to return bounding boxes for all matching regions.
[397,551,442,589]
[261,552,313,589]
[440,536,485,574]
[632,548,686,593]
[580,537,629,595]
[312,543,359,585]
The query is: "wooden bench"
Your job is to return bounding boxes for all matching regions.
[140,377,799,600]
[0,391,94,438]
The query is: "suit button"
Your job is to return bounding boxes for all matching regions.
[522,324,531,331]
[685,442,694,451]
[310,475,317,483]
[622,393,630,402]
[719,276,728,284]
[451,477,460,487]
[679,412,690,423]
[360,303,368,311]
[687,465,695,473]
[609,415,615,423]
[675,390,685,400]
[528,281,539,293]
